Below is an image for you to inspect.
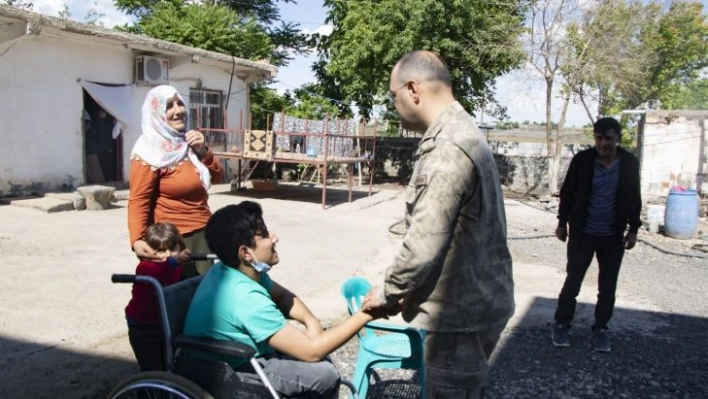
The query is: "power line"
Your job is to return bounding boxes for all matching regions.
[641,133,704,147]
[270,80,351,106]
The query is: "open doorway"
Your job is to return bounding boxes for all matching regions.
[82,90,123,183]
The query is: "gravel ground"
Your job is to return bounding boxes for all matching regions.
[327,200,708,399]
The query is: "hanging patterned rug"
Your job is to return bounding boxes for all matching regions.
[243,130,274,161]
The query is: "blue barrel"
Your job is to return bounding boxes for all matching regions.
[664,189,699,240]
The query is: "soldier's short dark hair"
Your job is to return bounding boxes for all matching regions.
[395,50,451,87]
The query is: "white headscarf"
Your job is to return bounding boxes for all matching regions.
[131,85,211,190]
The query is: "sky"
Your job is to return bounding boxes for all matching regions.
[268,1,596,126]
[29,0,707,127]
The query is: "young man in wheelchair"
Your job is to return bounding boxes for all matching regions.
[184,201,394,398]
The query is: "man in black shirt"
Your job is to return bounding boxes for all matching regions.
[552,117,642,353]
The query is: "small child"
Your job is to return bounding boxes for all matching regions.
[124,222,191,372]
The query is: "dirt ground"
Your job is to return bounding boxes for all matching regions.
[0,182,705,398]
[0,183,410,398]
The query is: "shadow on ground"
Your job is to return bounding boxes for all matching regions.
[486,297,708,399]
[336,298,707,399]
[4,299,705,398]
[214,183,377,208]
[0,335,135,398]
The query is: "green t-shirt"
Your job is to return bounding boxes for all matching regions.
[183,262,287,367]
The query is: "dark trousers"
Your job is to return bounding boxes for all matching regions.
[128,324,165,372]
[424,325,506,399]
[554,232,625,330]
[98,148,115,182]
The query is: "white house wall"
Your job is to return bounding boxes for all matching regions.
[641,114,707,198]
[0,35,249,196]
[0,36,129,195]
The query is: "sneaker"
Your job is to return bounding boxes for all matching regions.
[593,328,611,353]
[552,323,571,347]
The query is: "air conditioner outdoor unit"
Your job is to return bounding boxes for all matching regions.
[135,56,169,85]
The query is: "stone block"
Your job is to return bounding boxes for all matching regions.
[45,192,86,211]
[76,185,116,211]
[113,189,130,202]
[11,197,74,213]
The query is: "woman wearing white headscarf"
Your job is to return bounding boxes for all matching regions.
[128,85,223,274]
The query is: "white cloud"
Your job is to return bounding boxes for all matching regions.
[273,86,289,96]
[32,0,134,28]
[301,24,333,37]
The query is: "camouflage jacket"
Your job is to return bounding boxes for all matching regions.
[383,102,515,332]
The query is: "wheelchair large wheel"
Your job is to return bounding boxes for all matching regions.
[108,371,214,399]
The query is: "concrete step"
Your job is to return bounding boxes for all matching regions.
[9,196,75,213]
[4,186,129,213]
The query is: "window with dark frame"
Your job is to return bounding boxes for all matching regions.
[189,88,224,148]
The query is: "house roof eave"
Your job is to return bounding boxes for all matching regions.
[0,5,277,80]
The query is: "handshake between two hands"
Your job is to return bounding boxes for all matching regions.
[361,285,403,320]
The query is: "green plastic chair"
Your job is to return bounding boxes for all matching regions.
[341,276,425,399]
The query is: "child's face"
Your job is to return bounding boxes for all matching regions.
[155,245,179,260]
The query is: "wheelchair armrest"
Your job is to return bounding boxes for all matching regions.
[174,334,256,359]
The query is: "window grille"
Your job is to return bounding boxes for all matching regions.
[189,89,224,146]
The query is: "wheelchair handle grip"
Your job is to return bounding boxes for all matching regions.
[190,253,218,261]
[111,274,136,284]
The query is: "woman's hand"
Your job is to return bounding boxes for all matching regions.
[185,130,207,157]
[133,239,163,261]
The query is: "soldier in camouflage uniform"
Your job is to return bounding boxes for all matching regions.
[362,50,515,398]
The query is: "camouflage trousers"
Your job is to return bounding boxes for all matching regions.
[424,324,506,399]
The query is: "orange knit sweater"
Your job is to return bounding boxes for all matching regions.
[127,152,223,246]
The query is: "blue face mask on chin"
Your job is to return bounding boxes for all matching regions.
[248,251,271,273]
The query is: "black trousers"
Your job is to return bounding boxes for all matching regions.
[128,324,165,372]
[98,148,115,182]
[554,232,625,330]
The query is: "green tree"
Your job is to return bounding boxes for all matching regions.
[57,2,71,20]
[286,83,350,120]
[129,2,274,59]
[310,58,352,118]
[670,78,708,110]
[84,2,106,27]
[114,0,308,67]
[117,0,287,23]
[250,83,352,130]
[574,0,708,116]
[525,0,583,194]
[249,85,294,130]
[316,0,526,118]
[0,0,33,10]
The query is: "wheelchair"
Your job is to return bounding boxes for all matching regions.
[109,254,358,399]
